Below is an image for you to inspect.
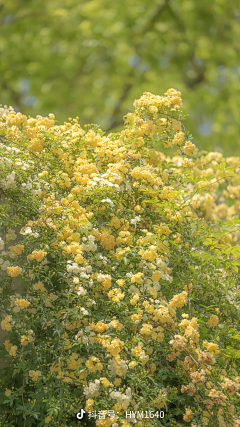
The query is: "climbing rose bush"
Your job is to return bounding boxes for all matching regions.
[0,89,240,427]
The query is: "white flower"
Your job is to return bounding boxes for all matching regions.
[1,260,10,270]
[20,227,32,235]
[130,216,141,225]
[77,286,87,296]
[85,265,92,273]
[101,198,114,207]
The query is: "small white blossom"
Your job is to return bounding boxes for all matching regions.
[130,216,141,225]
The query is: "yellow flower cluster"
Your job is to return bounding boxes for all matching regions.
[100,377,113,387]
[116,279,125,287]
[142,301,154,314]
[9,244,24,255]
[139,323,153,335]
[131,311,143,323]
[154,306,174,324]
[129,361,137,369]
[90,321,109,333]
[100,274,112,291]
[21,334,33,346]
[1,315,12,331]
[130,294,139,305]
[207,314,219,327]
[183,407,193,422]
[203,340,219,355]
[221,378,239,396]
[179,317,199,344]
[86,398,94,413]
[27,250,47,262]
[96,418,117,427]
[183,141,196,155]
[169,291,188,308]
[109,319,124,331]
[151,270,162,281]
[108,288,125,302]
[131,342,149,365]
[181,383,196,396]
[133,89,182,112]
[33,281,47,292]
[15,298,31,309]
[130,272,144,284]
[6,266,22,277]
[86,356,103,372]
[173,131,185,147]
[207,388,228,404]
[4,340,18,356]
[100,338,125,357]
[190,369,206,386]
[29,370,41,381]
[197,350,216,366]
[138,248,158,261]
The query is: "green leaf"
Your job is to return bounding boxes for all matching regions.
[221,346,240,359]
[219,162,226,170]
[86,150,94,160]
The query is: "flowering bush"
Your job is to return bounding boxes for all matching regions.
[0,89,240,427]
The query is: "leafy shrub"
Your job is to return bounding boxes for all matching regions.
[0,89,240,427]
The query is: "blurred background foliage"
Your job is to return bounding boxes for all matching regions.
[0,0,240,156]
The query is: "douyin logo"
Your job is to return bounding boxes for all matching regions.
[76,409,86,419]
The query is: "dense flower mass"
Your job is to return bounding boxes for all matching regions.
[0,89,240,427]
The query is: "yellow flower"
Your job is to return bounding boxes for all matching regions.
[45,416,51,423]
[27,250,47,262]
[151,270,162,281]
[116,279,125,287]
[169,291,187,308]
[4,340,13,351]
[183,141,196,155]
[15,299,31,309]
[207,314,219,327]
[10,244,24,255]
[1,315,12,331]
[130,294,139,305]
[203,341,219,355]
[7,266,22,277]
[21,335,29,346]
[129,361,137,369]
[9,345,17,357]
[29,370,41,381]
[183,407,193,422]
[5,389,11,397]
[33,281,46,292]
[100,377,113,387]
